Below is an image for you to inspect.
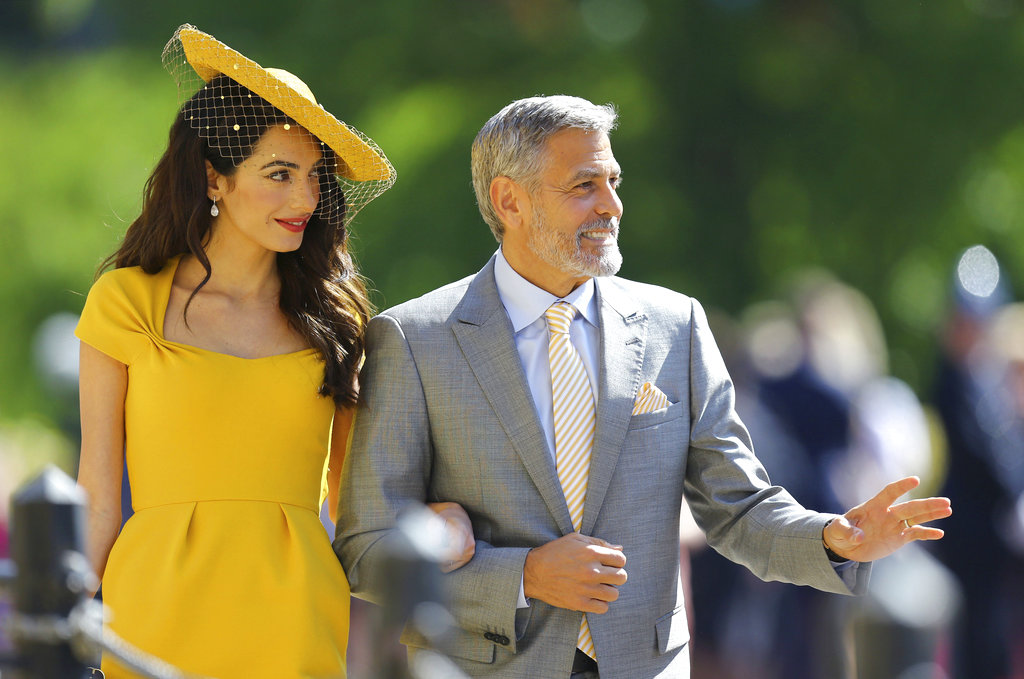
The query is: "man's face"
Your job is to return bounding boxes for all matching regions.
[517,128,624,295]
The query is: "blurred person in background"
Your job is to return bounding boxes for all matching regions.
[692,273,956,679]
[803,275,960,679]
[0,453,10,660]
[932,245,1023,679]
[754,276,866,679]
[986,302,1024,566]
[0,463,10,560]
[74,25,472,679]
[687,303,828,679]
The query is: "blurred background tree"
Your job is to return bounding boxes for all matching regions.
[2,0,1022,438]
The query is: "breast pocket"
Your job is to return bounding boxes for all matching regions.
[610,396,689,525]
[627,399,685,431]
[621,399,689,484]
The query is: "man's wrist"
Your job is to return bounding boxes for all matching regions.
[822,518,849,563]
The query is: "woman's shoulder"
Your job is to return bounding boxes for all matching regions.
[89,257,179,302]
[77,256,183,363]
[78,256,179,345]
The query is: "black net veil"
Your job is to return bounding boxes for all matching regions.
[161,24,396,230]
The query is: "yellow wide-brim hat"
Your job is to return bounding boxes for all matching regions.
[172,25,391,183]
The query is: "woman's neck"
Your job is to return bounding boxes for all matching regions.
[182,229,281,301]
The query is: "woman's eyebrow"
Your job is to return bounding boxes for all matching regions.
[259,157,328,171]
[260,159,299,171]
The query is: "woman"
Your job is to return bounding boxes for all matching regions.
[76,25,472,678]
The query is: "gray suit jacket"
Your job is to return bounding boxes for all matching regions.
[334,256,868,679]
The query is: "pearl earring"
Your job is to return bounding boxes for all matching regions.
[210,197,219,217]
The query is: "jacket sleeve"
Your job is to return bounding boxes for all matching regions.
[332,313,531,656]
[681,298,870,595]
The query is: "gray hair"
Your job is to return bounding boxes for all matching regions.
[471,95,618,241]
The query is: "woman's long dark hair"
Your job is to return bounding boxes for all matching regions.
[104,75,370,408]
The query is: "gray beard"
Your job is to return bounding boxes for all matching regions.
[527,212,623,280]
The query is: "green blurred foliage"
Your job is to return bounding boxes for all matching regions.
[1,0,1022,445]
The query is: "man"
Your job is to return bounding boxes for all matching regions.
[334,95,952,678]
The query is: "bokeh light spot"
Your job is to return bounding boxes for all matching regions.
[957,244,1001,299]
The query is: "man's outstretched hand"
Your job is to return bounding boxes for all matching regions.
[823,476,952,563]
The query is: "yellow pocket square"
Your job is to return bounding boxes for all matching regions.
[632,382,672,415]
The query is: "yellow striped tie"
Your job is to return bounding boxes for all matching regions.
[545,301,597,660]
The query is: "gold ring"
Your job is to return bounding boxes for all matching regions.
[902,519,912,529]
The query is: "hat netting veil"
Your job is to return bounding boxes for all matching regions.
[161,24,396,230]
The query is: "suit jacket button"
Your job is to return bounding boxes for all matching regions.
[496,635,510,645]
[484,632,496,642]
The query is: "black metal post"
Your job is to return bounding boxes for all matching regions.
[366,505,466,679]
[8,464,93,679]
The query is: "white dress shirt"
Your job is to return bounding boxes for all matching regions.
[493,248,600,462]
[493,248,602,608]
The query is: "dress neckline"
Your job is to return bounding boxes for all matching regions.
[155,255,318,362]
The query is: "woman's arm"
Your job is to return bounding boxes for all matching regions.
[329,406,475,570]
[326,406,354,525]
[76,342,128,585]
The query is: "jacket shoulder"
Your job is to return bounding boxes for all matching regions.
[374,272,477,326]
[601,276,701,320]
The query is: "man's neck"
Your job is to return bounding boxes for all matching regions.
[499,243,589,298]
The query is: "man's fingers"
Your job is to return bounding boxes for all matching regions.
[903,525,945,541]
[572,533,626,568]
[575,534,623,550]
[594,583,620,603]
[589,545,627,569]
[872,476,921,507]
[602,567,628,586]
[895,497,953,526]
[576,583,622,611]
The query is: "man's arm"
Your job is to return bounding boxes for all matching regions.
[332,313,530,652]
[680,297,873,594]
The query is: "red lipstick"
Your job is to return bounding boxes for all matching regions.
[276,216,309,233]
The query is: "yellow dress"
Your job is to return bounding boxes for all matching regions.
[76,256,350,679]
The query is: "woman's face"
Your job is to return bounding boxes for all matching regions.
[210,124,326,253]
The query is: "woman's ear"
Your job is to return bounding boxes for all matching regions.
[206,160,226,200]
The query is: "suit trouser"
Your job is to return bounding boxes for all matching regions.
[570,648,599,678]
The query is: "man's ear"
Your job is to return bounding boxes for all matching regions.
[489,176,529,234]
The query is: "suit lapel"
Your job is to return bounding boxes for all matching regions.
[582,278,647,534]
[450,257,575,533]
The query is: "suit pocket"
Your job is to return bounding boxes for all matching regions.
[401,624,496,664]
[628,399,685,431]
[655,604,691,654]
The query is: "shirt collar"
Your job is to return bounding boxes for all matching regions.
[493,248,598,332]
